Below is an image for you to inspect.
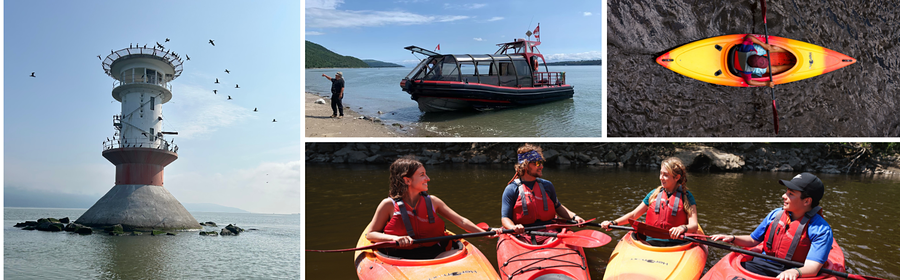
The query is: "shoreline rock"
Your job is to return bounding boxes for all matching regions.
[306,143,900,175]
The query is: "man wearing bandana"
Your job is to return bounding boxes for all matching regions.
[500,144,585,244]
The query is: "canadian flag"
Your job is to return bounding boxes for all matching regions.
[435,44,440,51]
[534,24,540,41]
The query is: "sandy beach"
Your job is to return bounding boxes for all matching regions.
[305,92,415,137]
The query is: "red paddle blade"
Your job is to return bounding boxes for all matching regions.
[629,219,673,239]
[476,222,490,231]
[761,0,768,24]
[558,233,606,248]
[572,230,612,246]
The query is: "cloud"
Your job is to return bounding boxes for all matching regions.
[306,0,344,9]
[544,51,603,62]
[306,8,469,28]
[164,84,254,139]
[583,12,593,16]
[473,38,483,41]
[168,159,303,214]
[306,31,325,36]
[487,17,504,22]
[443,3,486,9]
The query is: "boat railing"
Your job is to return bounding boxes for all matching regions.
[533,72,566,86]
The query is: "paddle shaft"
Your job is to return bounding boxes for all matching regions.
[682,236,876,280]
[762,0,779,134]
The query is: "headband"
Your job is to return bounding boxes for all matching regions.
[517,150,543,164]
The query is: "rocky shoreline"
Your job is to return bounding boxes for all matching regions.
[15,218,252,236]
[306,143,900,175]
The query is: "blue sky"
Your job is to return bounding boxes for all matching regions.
[4,1,302,214]
[305,0,602,66]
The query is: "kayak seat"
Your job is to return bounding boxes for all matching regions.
[727,46,763,78]
[375,240,463,260]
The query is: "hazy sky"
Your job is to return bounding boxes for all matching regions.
[4,1,302,214]
[306,0,602,65]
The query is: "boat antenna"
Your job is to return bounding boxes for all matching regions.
[526,16,535,40]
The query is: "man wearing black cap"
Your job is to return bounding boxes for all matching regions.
[710,173,832,280]
[322,72,344,119]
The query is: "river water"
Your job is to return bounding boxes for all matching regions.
[607,0,900,136]
[305,66,602,137]
[305,163,900,279]
[4,208,301,279]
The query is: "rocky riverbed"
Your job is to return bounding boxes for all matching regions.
[306,143,900,175]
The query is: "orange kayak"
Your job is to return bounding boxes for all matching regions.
[657,34,856,87]
[496,229,591,280]
[603,231,708,280]
[353,225,501,280]
[700,238,846,280]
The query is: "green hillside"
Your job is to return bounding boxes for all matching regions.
[545,60,603,66]
[306,41,369,68]
[363,59,403,68]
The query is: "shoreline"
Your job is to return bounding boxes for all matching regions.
[306,92,441,137]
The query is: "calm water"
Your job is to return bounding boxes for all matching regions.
[306,66,602,137]
[607,0,900,136]
[5,208,301,279]
[305,163,900,279]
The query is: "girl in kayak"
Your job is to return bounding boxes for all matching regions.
[600,157,700,246]
[736,34,791,88]
[501,144,586,244]
[709,173,832,280]
[364,156,501,259]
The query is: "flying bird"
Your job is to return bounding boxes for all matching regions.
[227,96,232,100]
[185,54,190,61]
[235,84,240,88]
[272,119,277,122]
[225,69,230,74]
[156,42,164,49]
[30,72,35,77]
[97,55,101,60]
[165,38,170,42]
[215,78,219,84]
[253,108,258,112]
[213,90,217,94]
[208,39,215,46]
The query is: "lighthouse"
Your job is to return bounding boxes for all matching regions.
[76,45,200,230]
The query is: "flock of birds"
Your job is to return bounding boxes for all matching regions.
[29,38,277,123]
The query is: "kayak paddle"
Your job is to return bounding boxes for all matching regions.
[682,236,886,280]
[762,0,779,134]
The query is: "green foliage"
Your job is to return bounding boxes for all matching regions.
[544,60,602,66]
[305,41,369,68]
[363,59,403,67]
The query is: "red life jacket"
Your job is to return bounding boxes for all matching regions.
[645,186,689,230]
[383,192,446,247]
[512,179,557,225]
[762,206,823,263]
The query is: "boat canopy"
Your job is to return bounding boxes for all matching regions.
[405,54,534,87]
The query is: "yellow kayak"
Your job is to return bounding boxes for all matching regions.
[603,227,708,280]
[656,34,855,87]
[353,224,501,280]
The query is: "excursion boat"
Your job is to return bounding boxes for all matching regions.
[656,34,856,87]
[496,229,591,280]
[400,39,575,112]
[603,230,708,280]
[700,239,847,280]
[353,224,501,280]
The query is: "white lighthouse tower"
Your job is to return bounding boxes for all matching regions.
[76,45,200,230]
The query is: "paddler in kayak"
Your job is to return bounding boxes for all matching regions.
[599,157,700,246]
[364,156,502,259]
[709,173,832,280]
[501,144,586,244]
[736,34,791,88]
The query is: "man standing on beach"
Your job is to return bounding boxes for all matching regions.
[322,72,344,119]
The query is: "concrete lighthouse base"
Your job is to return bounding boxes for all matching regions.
[76,184,201,230]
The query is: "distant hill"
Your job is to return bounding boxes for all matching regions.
[545,60,602,66]
[363,59,403,68]
[306,41,369,68]
[4,186,250,213]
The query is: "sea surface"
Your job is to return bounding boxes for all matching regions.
[306,163,900,279]
[608,0,900,136]
[4,208,301,279]
[306,66,602,137]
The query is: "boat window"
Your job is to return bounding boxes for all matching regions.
[475,63,491,76]
[513,60,533,85]
[406,58,429,80]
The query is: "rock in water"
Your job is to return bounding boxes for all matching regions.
[315,98,326,104]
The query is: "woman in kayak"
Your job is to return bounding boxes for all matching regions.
[736,34,791,88]
[364,156,501,259]
[501,144,586,244]
[599,157,700,246]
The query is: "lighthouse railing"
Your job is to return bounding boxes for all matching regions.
[112,80,173,92]
[103,138,178,153]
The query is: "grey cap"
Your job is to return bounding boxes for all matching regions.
[335,71,343,77]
